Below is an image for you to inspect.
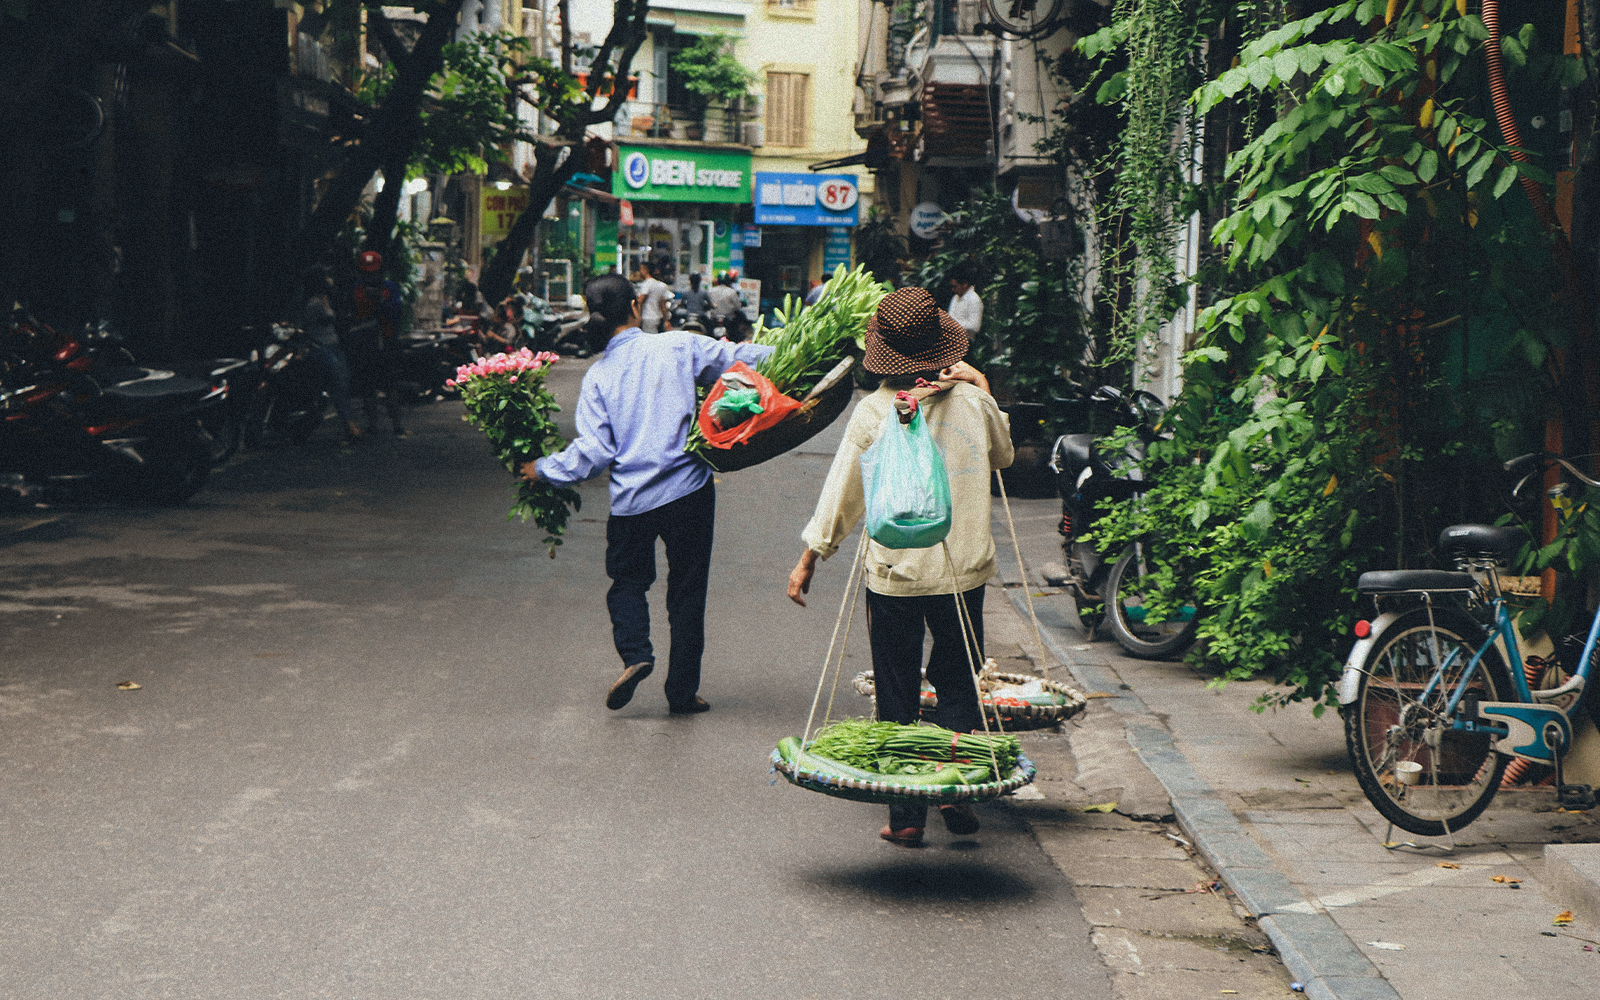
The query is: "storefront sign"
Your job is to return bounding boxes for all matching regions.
[753,172,860,226]
[481,187,530,238]
[619,199,634,227]
[614,145,752,203]
[823,226,852,272]
[909,201,947,239]
[740,224,761,249]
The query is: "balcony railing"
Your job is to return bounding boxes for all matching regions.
[613,101,760,146]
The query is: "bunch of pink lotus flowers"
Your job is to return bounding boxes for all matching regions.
[446,348,561,388]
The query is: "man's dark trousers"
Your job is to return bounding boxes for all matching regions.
[867,584,986,831]
[604,481,715,709]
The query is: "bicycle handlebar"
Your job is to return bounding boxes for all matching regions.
[1504,451,1600,491]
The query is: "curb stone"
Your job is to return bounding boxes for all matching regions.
[996,582,1402,1000]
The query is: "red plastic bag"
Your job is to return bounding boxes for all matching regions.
[696,361,802,449]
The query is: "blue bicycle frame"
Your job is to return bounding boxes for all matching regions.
[1416,587,1599,764]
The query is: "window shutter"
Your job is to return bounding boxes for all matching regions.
[765,73,811,147]
[792,74,809,148]
[766,74,790,147]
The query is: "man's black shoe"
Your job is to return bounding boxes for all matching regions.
[606,662,653,710]
[668,696,710,715]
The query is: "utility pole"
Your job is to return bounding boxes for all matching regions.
[558,0,571,74]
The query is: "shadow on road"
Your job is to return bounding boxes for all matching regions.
[805,860,1037,903]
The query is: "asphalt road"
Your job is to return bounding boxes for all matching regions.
[0,359,1110,999]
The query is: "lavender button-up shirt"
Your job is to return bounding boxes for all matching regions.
[535,328,775,516]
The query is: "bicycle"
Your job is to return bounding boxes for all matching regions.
[1339,453,1600,838]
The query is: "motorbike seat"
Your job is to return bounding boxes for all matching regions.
[98,376,211,414]
[1438,524,1526,562]
[1356,569,1478,594]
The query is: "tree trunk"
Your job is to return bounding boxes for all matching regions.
[479,138,583,303]
[287,0,463,302]
[365,143,413,266]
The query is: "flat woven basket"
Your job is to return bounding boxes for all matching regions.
[699,356,856,473]
[770,748,1036,806]
[851,668,1087,731]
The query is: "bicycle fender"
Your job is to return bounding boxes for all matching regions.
[1337,610,1405,706]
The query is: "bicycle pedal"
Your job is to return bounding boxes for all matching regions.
[1557,783,1597,811]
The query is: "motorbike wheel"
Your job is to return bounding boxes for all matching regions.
[121,423,212,506]
[283,405,325,445]
[198,408,242,465]
[1104,542,1199,660]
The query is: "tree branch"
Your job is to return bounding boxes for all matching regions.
[363,1,414,75]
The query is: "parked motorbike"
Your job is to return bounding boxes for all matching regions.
[0,324,222,506]
[1045,385,1198,659]
[245,324,331,447]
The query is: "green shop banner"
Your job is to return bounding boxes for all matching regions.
[614,145,751,203]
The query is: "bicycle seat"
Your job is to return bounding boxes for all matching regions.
[1357,569,1478,594]
[1438,524,1526,562]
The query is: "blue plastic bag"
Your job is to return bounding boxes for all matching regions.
[861,409,953,549]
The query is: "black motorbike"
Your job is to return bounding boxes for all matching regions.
[245,324,331,447]
[0,335,221,506]
[1047,385,1198,660]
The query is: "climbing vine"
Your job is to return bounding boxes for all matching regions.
[1091,0,1580,712]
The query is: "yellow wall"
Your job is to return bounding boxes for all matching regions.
[738,0,870,192]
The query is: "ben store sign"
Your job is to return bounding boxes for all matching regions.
[612,145,752,204]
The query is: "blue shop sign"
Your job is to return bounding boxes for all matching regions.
[753,172,860,227]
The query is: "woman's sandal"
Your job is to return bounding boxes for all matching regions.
[879,825,925,847]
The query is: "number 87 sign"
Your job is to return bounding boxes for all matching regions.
[819,179,858,213]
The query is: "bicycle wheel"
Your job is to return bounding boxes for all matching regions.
[1104,542,1198,660]
[1344,606,1511,837]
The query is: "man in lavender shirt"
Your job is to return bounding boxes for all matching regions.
[522,273,774,714]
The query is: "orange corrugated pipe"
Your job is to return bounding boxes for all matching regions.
[1500,654,1549,786]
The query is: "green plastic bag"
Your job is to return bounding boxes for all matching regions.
[861,409,952,549]
[711,387,764,427]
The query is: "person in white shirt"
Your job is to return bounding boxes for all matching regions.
[636,251,674,333]
[947,270,983,338]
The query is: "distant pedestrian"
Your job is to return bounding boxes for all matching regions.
[707,270,742,322]
[636,250,675,334]
[803,276,828,306]
[680,272,712,321]
[947,268,983,338]
[301,272,362,443]
[343,249,407,438]
[521,272,774,716]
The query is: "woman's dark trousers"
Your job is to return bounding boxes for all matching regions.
[604,482,715,710]
[866,584,987,831]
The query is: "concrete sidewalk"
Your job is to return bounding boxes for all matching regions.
[988,494,1600,1000]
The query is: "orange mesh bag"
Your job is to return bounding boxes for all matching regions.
[696,361,802,449]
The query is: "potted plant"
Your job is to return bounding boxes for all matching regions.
[670,33,757,139]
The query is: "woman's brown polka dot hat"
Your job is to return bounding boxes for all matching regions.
[862,287,969,376]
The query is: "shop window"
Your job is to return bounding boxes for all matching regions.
[765,72,809,148]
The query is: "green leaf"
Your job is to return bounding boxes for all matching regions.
[1191,499,1212,529]
[1344,191,1381,218]
[1274,51,1300,83]
[1492,163,1519,199]
[1417,149,1439,182]
[1466,148,1496,189]
[1239,500,1276,543]
[1378,165,1418,185]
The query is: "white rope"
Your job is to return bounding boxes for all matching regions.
[942,540,1004,782]
[821,538,870,728]
[800,531,869,747]
[994,467,1053,679]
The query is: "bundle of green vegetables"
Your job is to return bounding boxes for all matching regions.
[775,719,1022,785]
[685,264,889,459]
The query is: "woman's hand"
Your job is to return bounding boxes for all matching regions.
[939,361,990,395]
[788,550,819,607]
[519,461,541,484]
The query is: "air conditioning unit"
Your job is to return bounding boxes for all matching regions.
[742,122,764,147]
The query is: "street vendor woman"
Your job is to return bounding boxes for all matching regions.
[522,272,773,714]
[786,287,1014,847]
